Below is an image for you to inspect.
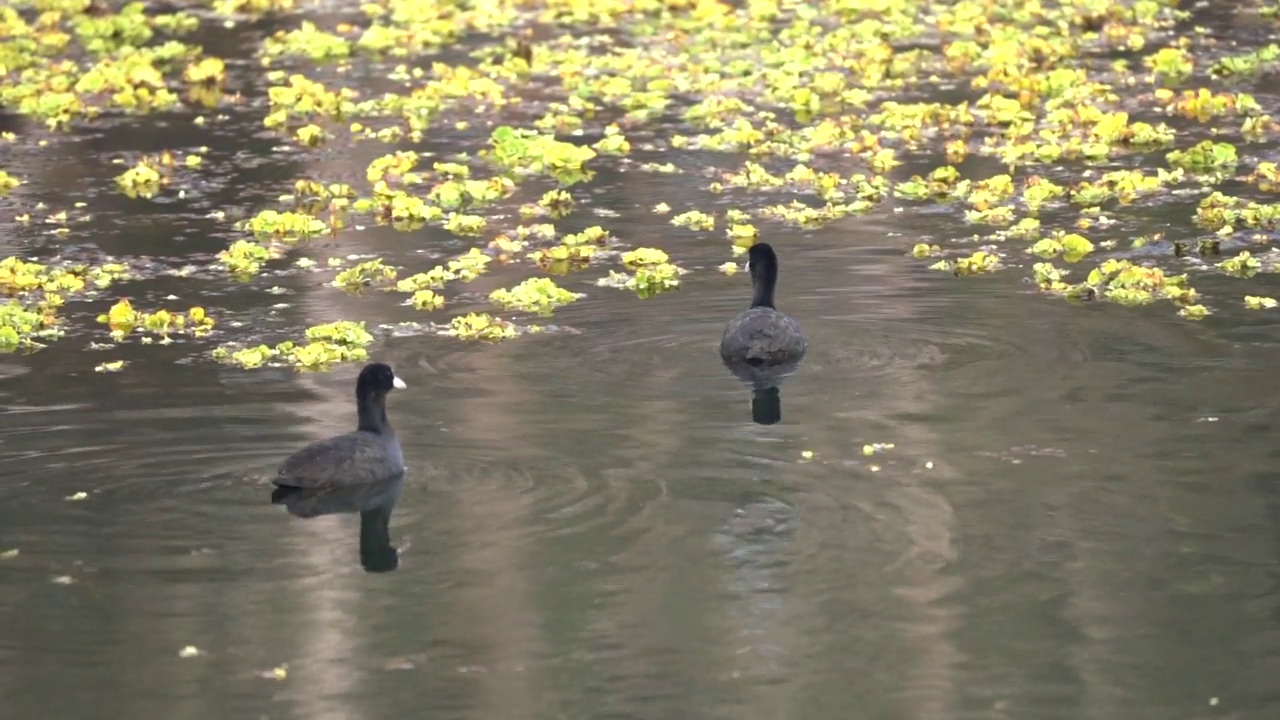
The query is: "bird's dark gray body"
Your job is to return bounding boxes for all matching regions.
[719,306,807,368]
[275,430,404,488]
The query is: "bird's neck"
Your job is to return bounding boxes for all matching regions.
[357,395,389,433]
[750,266,777,309]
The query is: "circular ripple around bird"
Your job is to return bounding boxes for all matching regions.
[819,316,1093,381]
[0,399,320,582]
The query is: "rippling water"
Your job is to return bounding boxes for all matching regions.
[6,207,1280,718]
[6,9,1280,720]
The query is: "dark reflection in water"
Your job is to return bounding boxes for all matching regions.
[721,357,804,426]
[271,473,404,573]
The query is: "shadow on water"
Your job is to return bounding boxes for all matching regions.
[270,473,405,574]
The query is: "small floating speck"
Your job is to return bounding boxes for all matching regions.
[862,442,896,456]
[925,461,934,470]
[799,450,814,462]
[52,575,75,585]
[66,491,88,501]
[1210,697,1219,706]
[178,646,202,659]
[1,549,18,559]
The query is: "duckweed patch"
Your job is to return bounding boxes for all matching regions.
[212,321,374,370]
[0,170,21,193]
[98,299,215,343]
[333,259,397,292]
[489,277,580,315]
[7,0,1280,372]
[446,312,523,342]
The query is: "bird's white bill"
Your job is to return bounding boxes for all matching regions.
[393,375,407,389]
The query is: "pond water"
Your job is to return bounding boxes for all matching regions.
[4,1,1280,719]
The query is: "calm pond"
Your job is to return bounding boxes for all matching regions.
[3,1,1280,718]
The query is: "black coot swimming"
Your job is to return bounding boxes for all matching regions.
[273,362,407,489]
[719,242,808,368]
[719,243,807,425]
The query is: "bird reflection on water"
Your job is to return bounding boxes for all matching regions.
[721,358,803,425]
[270,472,405,573]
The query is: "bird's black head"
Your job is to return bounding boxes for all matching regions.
[746,242,777,271]
[356,362,407,398]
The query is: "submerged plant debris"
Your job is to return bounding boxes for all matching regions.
[1,0,1279,370]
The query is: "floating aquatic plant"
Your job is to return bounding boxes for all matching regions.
[218,241,276,278]
[332,260,397,291]
[1217,252,1262,278]
[528,226,612,271]
[395,248,492,293]
[621,248,670,267]
[489,277,580,315]
[115,159,164,199]
[486,126,597,185]
[212,321,372,370]
[0,170,20,193]
[1246,163,1280,193]
[409,290,444,311]
[446,313,520,341]
[597,259,683,298]
[671,210,715,231]
[1029,232,1095,262]
[1166,141,1238,171]
[0,299,60,352]
[243,210,329,240]
[97,299,214,343]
